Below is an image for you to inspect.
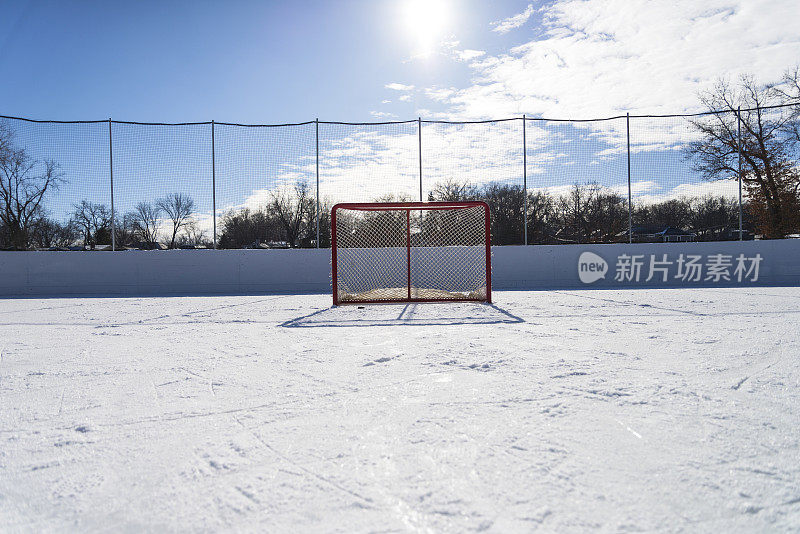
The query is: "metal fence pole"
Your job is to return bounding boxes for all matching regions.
[108,118,115,251]
[315,118,320,248]
[737,106,743,241]
[626,113,632,244]
[211,120,217,249]
[522,115,528,245]
[418,117,423,201]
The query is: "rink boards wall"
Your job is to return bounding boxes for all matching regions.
[1,240,798,297]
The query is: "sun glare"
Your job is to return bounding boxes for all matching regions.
[400,0,451,57]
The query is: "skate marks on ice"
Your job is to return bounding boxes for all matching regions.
[550,288,800,320]
[0,295,290,328]
[280,302,524,328]
[2,289,800,531]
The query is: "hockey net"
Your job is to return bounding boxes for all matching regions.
[331,202,491,304]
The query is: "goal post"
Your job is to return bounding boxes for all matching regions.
[331,201,491,305]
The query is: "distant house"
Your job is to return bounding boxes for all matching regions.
[694,225,754,241]
[128,241,168,250]
[624,225,696,243]
[242,240,291,249]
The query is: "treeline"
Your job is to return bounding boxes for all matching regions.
[0,177,762,250]
[4,65,797,249]
[213,178,751,248]
[0,194,209,250]
[687,68,800,238]
[1,122,209,250]
[218,182,331,248]
[426,179,747,244]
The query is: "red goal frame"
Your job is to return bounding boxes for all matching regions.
[331,201,491,305]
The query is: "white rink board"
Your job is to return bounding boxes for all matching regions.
[1,240,799,296]
[0,289,798,531]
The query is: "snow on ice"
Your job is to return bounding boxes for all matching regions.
[0,288,799,531]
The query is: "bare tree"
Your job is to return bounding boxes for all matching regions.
[71,200,112,249]
[314,199,333,248]
[268,181,314,247]
[156,193,195,249]
[687,73,800,237]
[689,195,741,241]
[427,178,479,202]
[774,66,800,144]
[218,208,284,248]
[554,183,595,243]
[0,122,11,155]
[635,198,694,229]
[550,183,627,243]
[372,193,415,203]
[526,190,556,244]
[481,183,525,245]
[0,124,65,249]
[175,220,210,248]
[114,212,138,249]
[587,188,628,241]
[128,202,162,248]
[30,217,79,249]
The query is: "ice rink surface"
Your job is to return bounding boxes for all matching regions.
[1,288,799,532]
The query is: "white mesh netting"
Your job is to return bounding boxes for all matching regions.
[333,204,489,303]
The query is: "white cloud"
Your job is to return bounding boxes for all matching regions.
[317,128,421,202]
[454,49,486,61]
[399,94,412,102]
[633,179,740,204]
[381,99,391,104]
[209,1,796,216]
[449,0,800,120]
[385,82,415,91]
[424,86,457,102]
[491,4,536,34]
[370,111,399,119]
[441,38,460,51]
[529,178,739,205]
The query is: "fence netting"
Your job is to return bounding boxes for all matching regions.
[0,118,109,249]
[318,121,420,203]
[628,115,741,242]
[1,103,797,250]
[424,120,523,244]
[214,122,315,248]
[112,122,212,249]
[525,118,628,244]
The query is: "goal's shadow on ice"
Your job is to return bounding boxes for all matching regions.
[281,303,524,328]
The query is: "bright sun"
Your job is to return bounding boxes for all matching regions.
[400,0,451,57]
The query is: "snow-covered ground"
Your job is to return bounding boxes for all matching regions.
[1,288,799,532]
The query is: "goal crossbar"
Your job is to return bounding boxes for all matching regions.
[331,201,491,305]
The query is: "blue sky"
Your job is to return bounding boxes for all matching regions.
[1,0,798,241]
[0,0,532,122]
[2,0,798,123]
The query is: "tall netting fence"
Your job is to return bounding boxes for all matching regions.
[112,122,212,250]
[1,104,797,251]
[423,119,523,244]
[214,122,315,248]
[0,118,109,250]
[318,121,420,249]
[526,117,629,244]
[318,121,420,202]
[629,113,742,242]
